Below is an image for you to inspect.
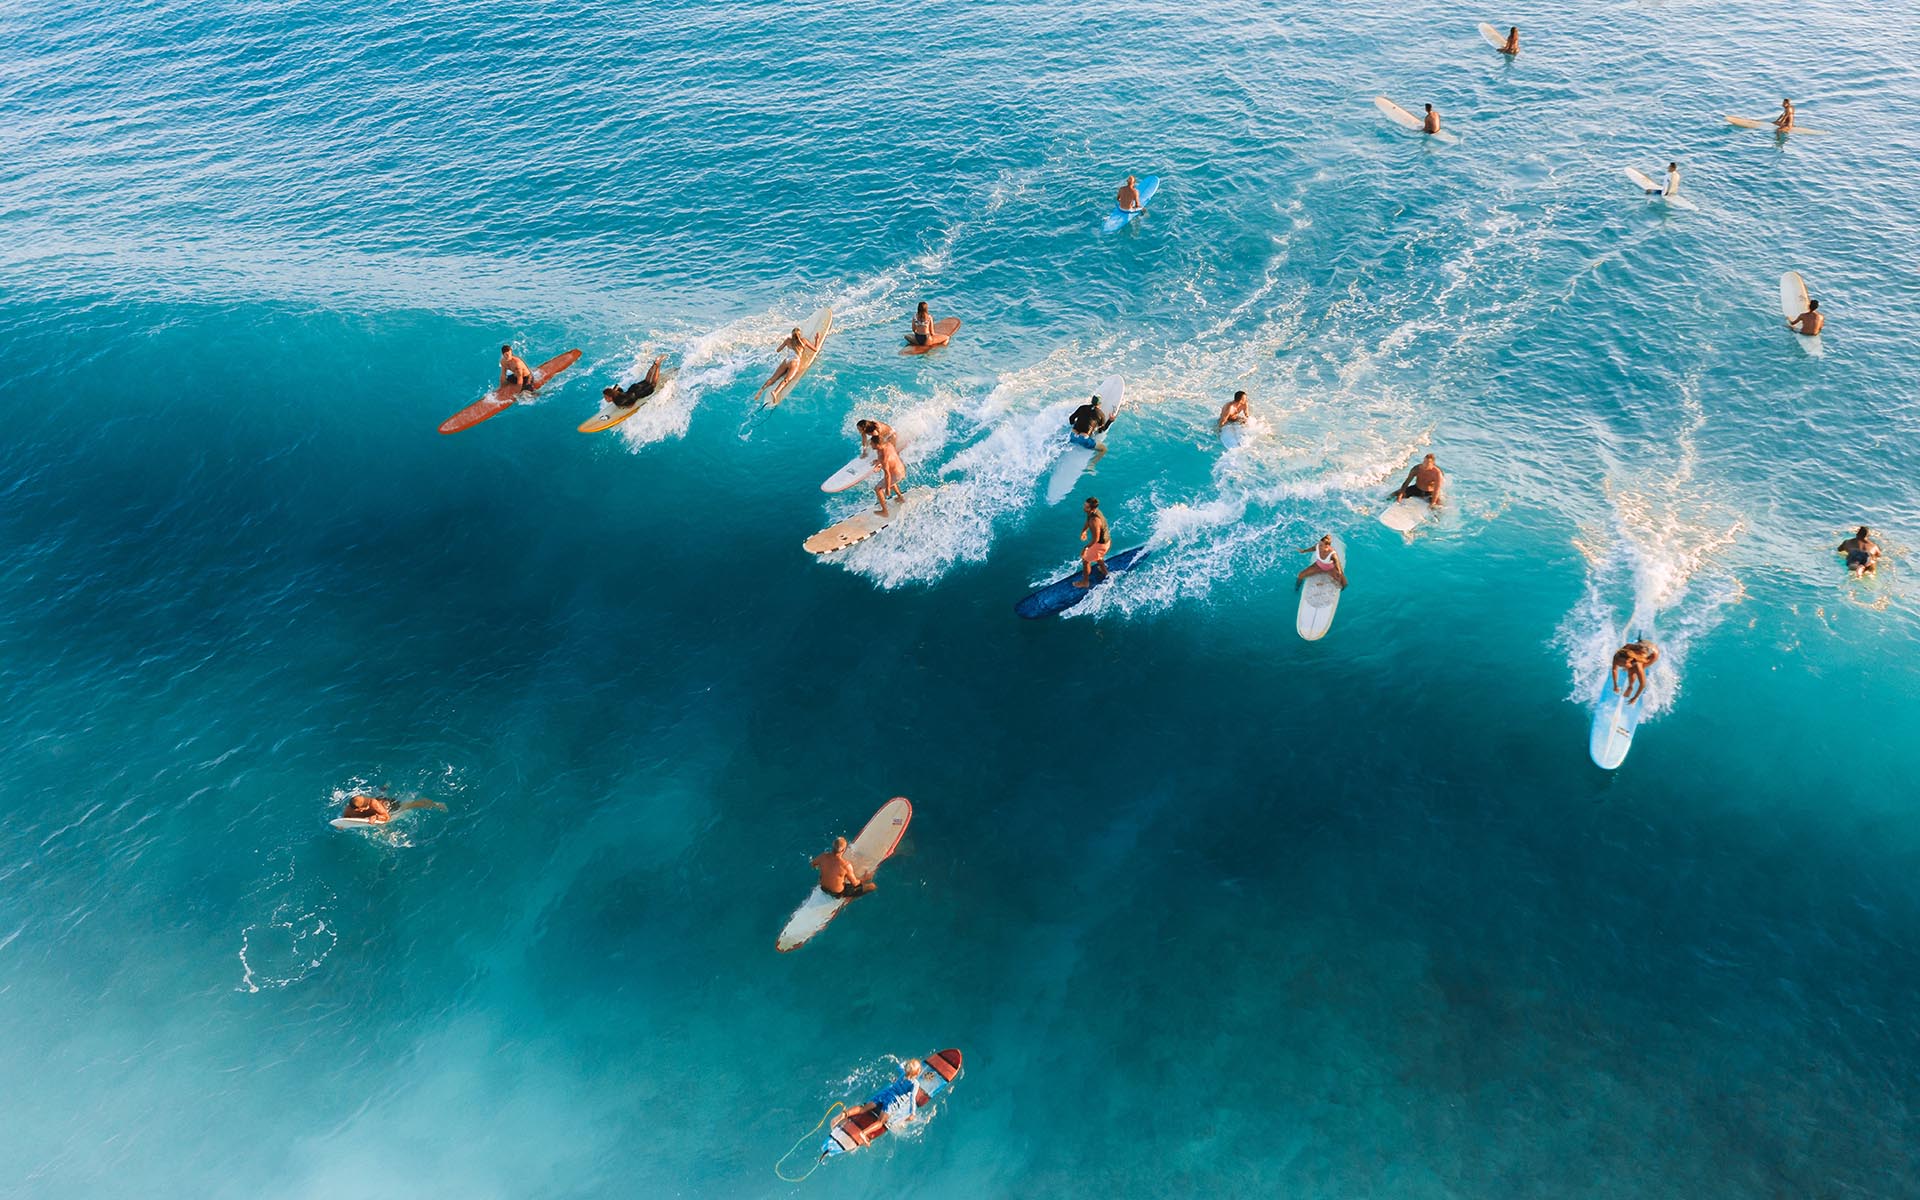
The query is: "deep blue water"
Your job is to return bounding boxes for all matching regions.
[3,0,1919,1196]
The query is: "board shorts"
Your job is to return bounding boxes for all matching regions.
[1082,542,1110,566]
[1847,550,1871,567]
[1069,433,1098,449]
[1399,484,1432,500]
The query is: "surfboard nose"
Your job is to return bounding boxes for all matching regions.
[931,1048,963,1079]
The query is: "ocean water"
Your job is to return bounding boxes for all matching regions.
[4,0,1920,1195]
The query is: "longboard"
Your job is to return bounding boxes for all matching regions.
[439,349,583,434]
[1014,546,1150,618]
[1103,176,1159,232]
[822,1049,963,1157]
[901,318,961,355]
[578,369,675,433]
[1044,376,1124,504]
[1478,22,1512,52]
[1375,96,1459,144]
[1726,115,1827,135]
[330,817,381,830]
[1379,496,1433,532]
[803,493,916,555]
[776,797,912,952]
[1625,167,1697,211]
[1780,270,1823,356]
[1295,536,1346,641]
[1589,663,1650,769]
[1219,421,1247,450]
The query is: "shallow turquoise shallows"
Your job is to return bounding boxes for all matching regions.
[4,0,1920,1195]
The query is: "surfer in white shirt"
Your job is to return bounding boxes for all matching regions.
[1217,390,1249,430]
[1294,534,1347,590]
[1663,162,1680,197]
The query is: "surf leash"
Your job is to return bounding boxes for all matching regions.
[773,1102,845,1183]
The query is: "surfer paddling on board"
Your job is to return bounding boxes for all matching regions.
[1294,534,1347,590]
[812,837,878,900]
[1838,526,1882,577]
[1499,26,1519,54]
[499,345,539,392]
[1422,103,1443,136]
[604,355,666,408]
[1217,390,1250,431]
[1788,297,1823,338]
[908,302,950,350]
[836,1060,925,1143]
[1391,453,1446,508]
[1075,497,1113,588]
[340,793,447,824]
[1116,175,1145,216]
[874,437,908,515]
[1609,641,1659,703]
[752,325,823,404]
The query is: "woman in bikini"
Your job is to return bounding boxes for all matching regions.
[1294,534,1347,589]
[751,326,821,403]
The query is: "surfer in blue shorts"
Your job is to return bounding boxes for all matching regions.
[838,1059,925,1137]
[1609,641,1659,703]
[1837,527,1881,576]
[1068,395,1115,448]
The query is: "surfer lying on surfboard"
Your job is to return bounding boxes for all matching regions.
[1115,175,1145,217]
[1609,641,1659,703]
[601,355,666,408]
[1838,527,1882,577]
[838,1060,924,1137]
[752,326,822,403]
[1295,534,1348,590]
[1392,453,1446,509]
[1076,497,1112,588]
[812,837,879,900]
[340,793,447,824]
[1218,390,1249,430]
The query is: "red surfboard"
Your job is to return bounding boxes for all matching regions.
[438,349,583,435]
[900,318,962,356]
[826,1050,963,1156]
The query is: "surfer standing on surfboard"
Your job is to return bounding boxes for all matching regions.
[1391,454,1446,508]
[874,438,907,515]
[1115,175,1144,215]
[340,793,447,824]
[812,837,878,900]
[1789,297,1824,338]
[1838,527,1882,577]
[1075,497,1112,589]
[751,326,822,404]
[1217,390,1250,430]
[1609,642,1659,703]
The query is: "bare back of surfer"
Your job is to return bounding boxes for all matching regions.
[1218,390,1249,430]
[1393,453,1445,508]
[1501,26,1518,54]
[1610,641,1659,703]
[1116,175,1143,214]
[499,345,535,392]
[1789,297,1823,337]
[1075,496,1112,588]
[1838,526,1881,576]
[341,793,447,824]
[752,326,821,404]
[812,837,876,899]
[1423,103,1442,135]
[874,438,907,514]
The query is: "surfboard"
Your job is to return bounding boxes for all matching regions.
[1102,176,1158,233]
[1379,496,1432,532]
[1375,97,1459,144]
[1295,536,1346,641]
[822,450,879,492]
[901,318,961,356]
[1044,377,1124,504]
[776,798,912,952]
[1014,547,1149,619]
[1589,664,1650,770]
[1625,167,1697,211]
[1781,271,1823,356]
[1726,115,1827,135]
[767,307,834,408]
[330,817,381,830]
[803,493,916,555]
[1219,421,1247,450]
[822,1049,963,1158]
[439,349,583,434]
[577,369,674,433]
[1478,22,1512,51]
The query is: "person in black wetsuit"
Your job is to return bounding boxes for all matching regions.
[604,355,666,408]
[1067,395,1115,447]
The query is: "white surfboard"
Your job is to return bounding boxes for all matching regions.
[1726,115,1827,136]
[1375,96,1459,144]
[1219,421,1246,450]
[1044,376,1124,505]
[1625,167,1697,211]
[822,451,878,492]
[330,817,381,830]
[777,798,912,952]
[1478,22,1511,51]
[804,493,917,555]
[1780,271,1823,356]
[1379,496,1432,532]
[1589,670,1649,770]
[1295,536,1346,641]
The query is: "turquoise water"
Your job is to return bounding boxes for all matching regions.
[5,0,1920,1194]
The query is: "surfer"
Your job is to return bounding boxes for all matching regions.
[605,355,666,408]
[837,1060,925,1141]
[1116,175,1144,215]
[874,437,908,515]
[908,301,949,349]
[1774,98,1795,131]
[1422,103,1442,135]
[856,418,897,451]
[1294,534,1347,590]
[1837,526,1882,576]
[1075,496,1112,588]
[752,325,823,404]
[339,793,448,824]
[1391,453,1446,508]
[1609,641,1659,703]
[1217,390,1250,430]
[812,837,878,900]
[1788,297,1823,337]
[1499,26,1518,54]
[499,345,537,392]
[1662,162,1681,197]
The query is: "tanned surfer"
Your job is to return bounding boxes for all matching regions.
[908,301,949,349]
[1837,526,1882,577]
[1422,103,1442,135]
[812,837,877,900]
[1789,297,1823,338]
[1609,641,1659,703]
[340,793,448,824]
[1075,496,1111,589]
[1295,534,1347,590]
[1392,453,1446,508]
[1773,98,1796,132]
[500,345,536,392]
[1116,175,1144,215]
[874,436,908,515]
[752,325,822,404]
[1217,390,1250,430]
[1499,26,1519,54]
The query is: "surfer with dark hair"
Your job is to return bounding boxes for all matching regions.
[1789,297,1823,337]
[1217,390,1249,430]
[499,344,535,391]
[1391,453,1446,508]
[1774,98,1796,131]
[340,793,447,824]
[1837,526,1881,576]
[1500,26,1518,54]
[604,355,666,408]
[908,301,950,349]
[1609,641,1659,703]
[1075,496,1112,589]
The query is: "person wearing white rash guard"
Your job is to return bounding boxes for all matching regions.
[1663,162,1681,198]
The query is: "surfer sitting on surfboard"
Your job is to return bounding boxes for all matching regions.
[1838,527,1882,577]
[340,793,447,824]
[1788,297,1823,338]
[812,837,878,900]
[1499,26,1518,54]
[1392,453,1446,508]
[1295,534,1347,590]
[752,326,822,403]
[500,345,538,392]
[1068,395,1116,449]
[603,355,666,408]
[1422,104,1443,135]
[1218,390,1249,430]
[907,302,950,350]
[1115,175,1144,216]
[1609,641,1659,703]
[1075,497,1112,589]
[1774,98,1795,131]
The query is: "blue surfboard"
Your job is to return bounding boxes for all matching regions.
[1589,658,1651,770]
[1014,547,1149,618]
[1101,176,1159,232]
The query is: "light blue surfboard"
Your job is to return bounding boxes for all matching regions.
[1014,547,1150,618]
[1102,176,1159,232]
[1589,662,1651,770]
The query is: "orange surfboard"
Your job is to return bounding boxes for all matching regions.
[439,349,583,435]
[900,318,961,356]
